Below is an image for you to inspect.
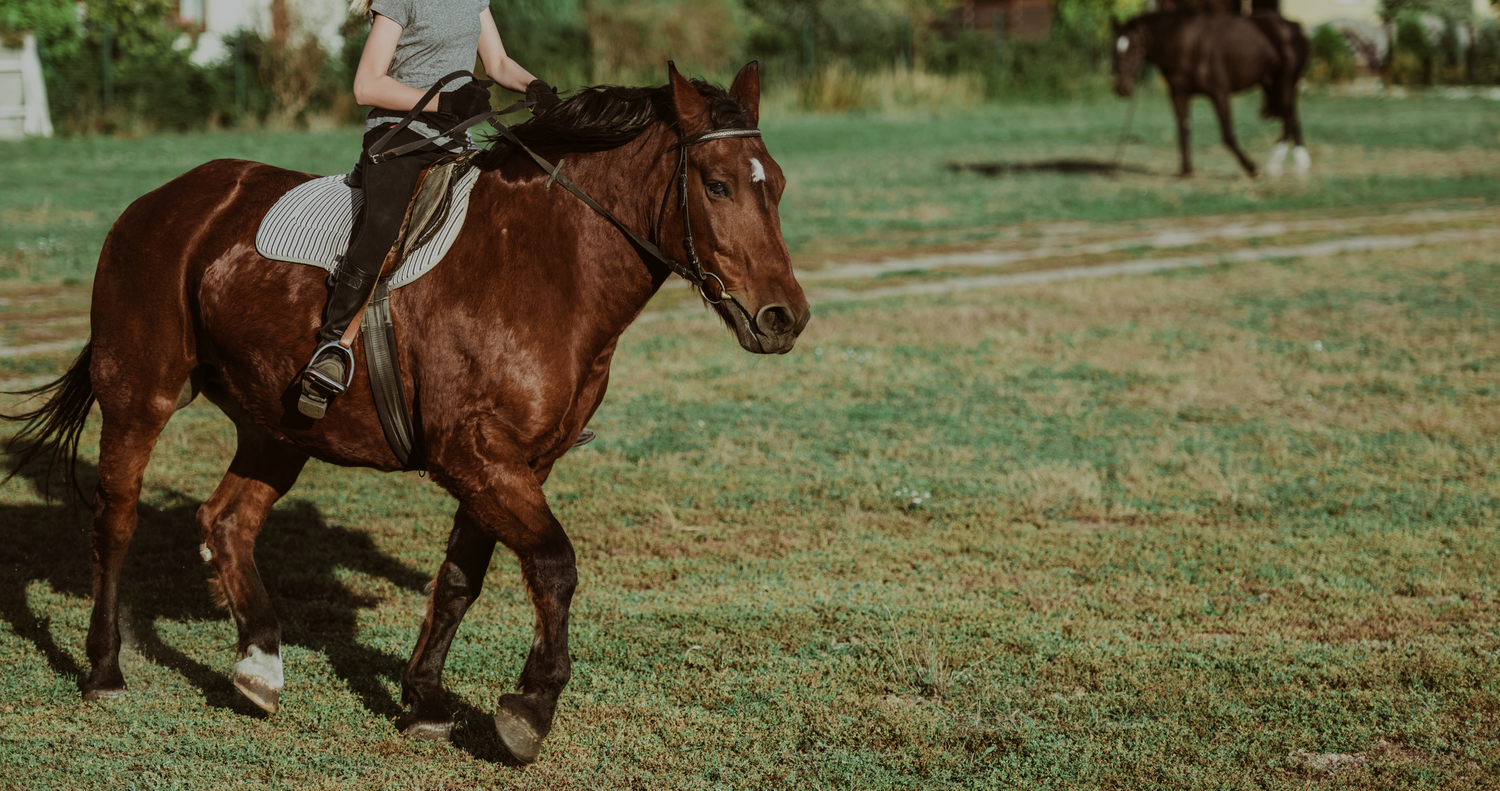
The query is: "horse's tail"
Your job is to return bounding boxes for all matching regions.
[1,340,97,502]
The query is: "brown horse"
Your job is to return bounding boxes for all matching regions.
[1112,10,1310,178]
[4,62,808,763]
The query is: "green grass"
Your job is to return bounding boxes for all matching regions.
[2,93,1498,280]
[0,235,1497,788]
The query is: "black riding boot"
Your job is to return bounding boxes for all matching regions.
[298,266,377,419]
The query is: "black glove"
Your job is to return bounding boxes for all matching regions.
[526,79,561,113]
[437,81,492,119]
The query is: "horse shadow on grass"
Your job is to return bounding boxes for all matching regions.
[0,455,513,760]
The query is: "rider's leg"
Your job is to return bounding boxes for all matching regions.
[299,126,447,418]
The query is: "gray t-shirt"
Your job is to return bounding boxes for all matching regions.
[365,0,488,148]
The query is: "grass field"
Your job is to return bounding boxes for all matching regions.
[0,94,1498,788]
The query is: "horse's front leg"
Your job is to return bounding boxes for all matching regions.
[1209,91,1258,178]
[1170,87,1194,177]
[399,505,497,740]
[438,455,576,764]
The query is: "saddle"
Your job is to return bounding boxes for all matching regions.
[257,153,483,468]
[255,154,483,288]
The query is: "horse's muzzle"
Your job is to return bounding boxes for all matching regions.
[726,300,808,355]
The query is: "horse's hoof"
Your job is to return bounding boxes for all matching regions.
[401,719,455,742]
[494,696,545,764]
[233,645,283,715]
[81,686,128,702]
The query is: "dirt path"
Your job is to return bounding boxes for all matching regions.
[2,205,1496,351]
[640,204,1500,321]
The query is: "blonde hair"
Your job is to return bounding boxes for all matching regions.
[348,0,372,16]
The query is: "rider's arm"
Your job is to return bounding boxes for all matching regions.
[477,9,537,93]
[352,14,439,112]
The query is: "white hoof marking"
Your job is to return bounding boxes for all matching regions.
[1265,141,1289,177]
[234,645,283,691]
[199,543,213,562]
[1293,146,1311,176]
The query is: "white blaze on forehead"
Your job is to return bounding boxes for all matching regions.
[1117,36,1129,53]
[750,157,766,183]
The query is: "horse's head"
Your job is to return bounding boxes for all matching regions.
[1111,21,1149,97]
[665,62,810,355]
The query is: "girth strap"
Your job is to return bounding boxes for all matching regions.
[362,278,419,469]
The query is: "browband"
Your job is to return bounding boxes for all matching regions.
[679,128,763,147]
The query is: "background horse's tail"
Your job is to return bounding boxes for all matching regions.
[2,341,97,501]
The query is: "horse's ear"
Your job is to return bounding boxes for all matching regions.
[667,61,710,134]
[729,61,761,126]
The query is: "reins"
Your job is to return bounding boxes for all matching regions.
[369,71,765,339]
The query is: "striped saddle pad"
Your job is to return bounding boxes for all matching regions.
[255,166,482,289]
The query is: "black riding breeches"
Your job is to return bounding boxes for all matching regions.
[313,122,453,349]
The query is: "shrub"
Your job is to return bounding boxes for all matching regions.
[1387,11,1433,85]
[40,0,220,133]
[1307,24,1356,83]
[1472,19,1500,85]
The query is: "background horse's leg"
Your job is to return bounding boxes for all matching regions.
[1170,88,1194,177]
[1209,92,1258,178]
[443,458,576,764]
[1263,81,1291,177]
[399,505,497,740]
[1286,92,1310,176]
[196,407,309,715]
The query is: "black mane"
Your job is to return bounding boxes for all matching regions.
[474,78,752,171]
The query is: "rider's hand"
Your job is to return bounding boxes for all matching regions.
[526,80,561,113]
[438,81,492,120]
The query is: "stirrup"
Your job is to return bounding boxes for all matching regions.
[298,342,357,419]
[572,428,596,448]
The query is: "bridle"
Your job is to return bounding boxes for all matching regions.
[369,72,767,341]
[657,127,764,306]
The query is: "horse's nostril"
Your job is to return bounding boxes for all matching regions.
[755,304,795,336]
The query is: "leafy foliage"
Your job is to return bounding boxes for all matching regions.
[1308,24,1356,84]
[0,0,74,47]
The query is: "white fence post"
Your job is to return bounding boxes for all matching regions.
[0,33,54,139]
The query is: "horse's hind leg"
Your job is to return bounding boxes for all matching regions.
[196,405,309,714]
[1208,91,1258,178]
[399,506,496,740]
[82,358,195,699]
[81,407,178,699]
[1263,84,1291,177]
[1286,95,1310,176]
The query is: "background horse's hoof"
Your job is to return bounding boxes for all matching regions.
[494,695,546,764]
[401,719,455,742]
[81,686,128,702]
[233,645,283,715]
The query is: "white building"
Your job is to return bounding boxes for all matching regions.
[0,34,54,139]
[1279,0,1495,27]
[177,0,353,66]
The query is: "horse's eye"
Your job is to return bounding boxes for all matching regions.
[706,181,730,198]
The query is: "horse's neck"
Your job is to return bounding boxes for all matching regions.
[476,125,681,341]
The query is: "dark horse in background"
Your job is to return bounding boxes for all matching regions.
[3,62,808,764]
[1113,10,1310,178]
